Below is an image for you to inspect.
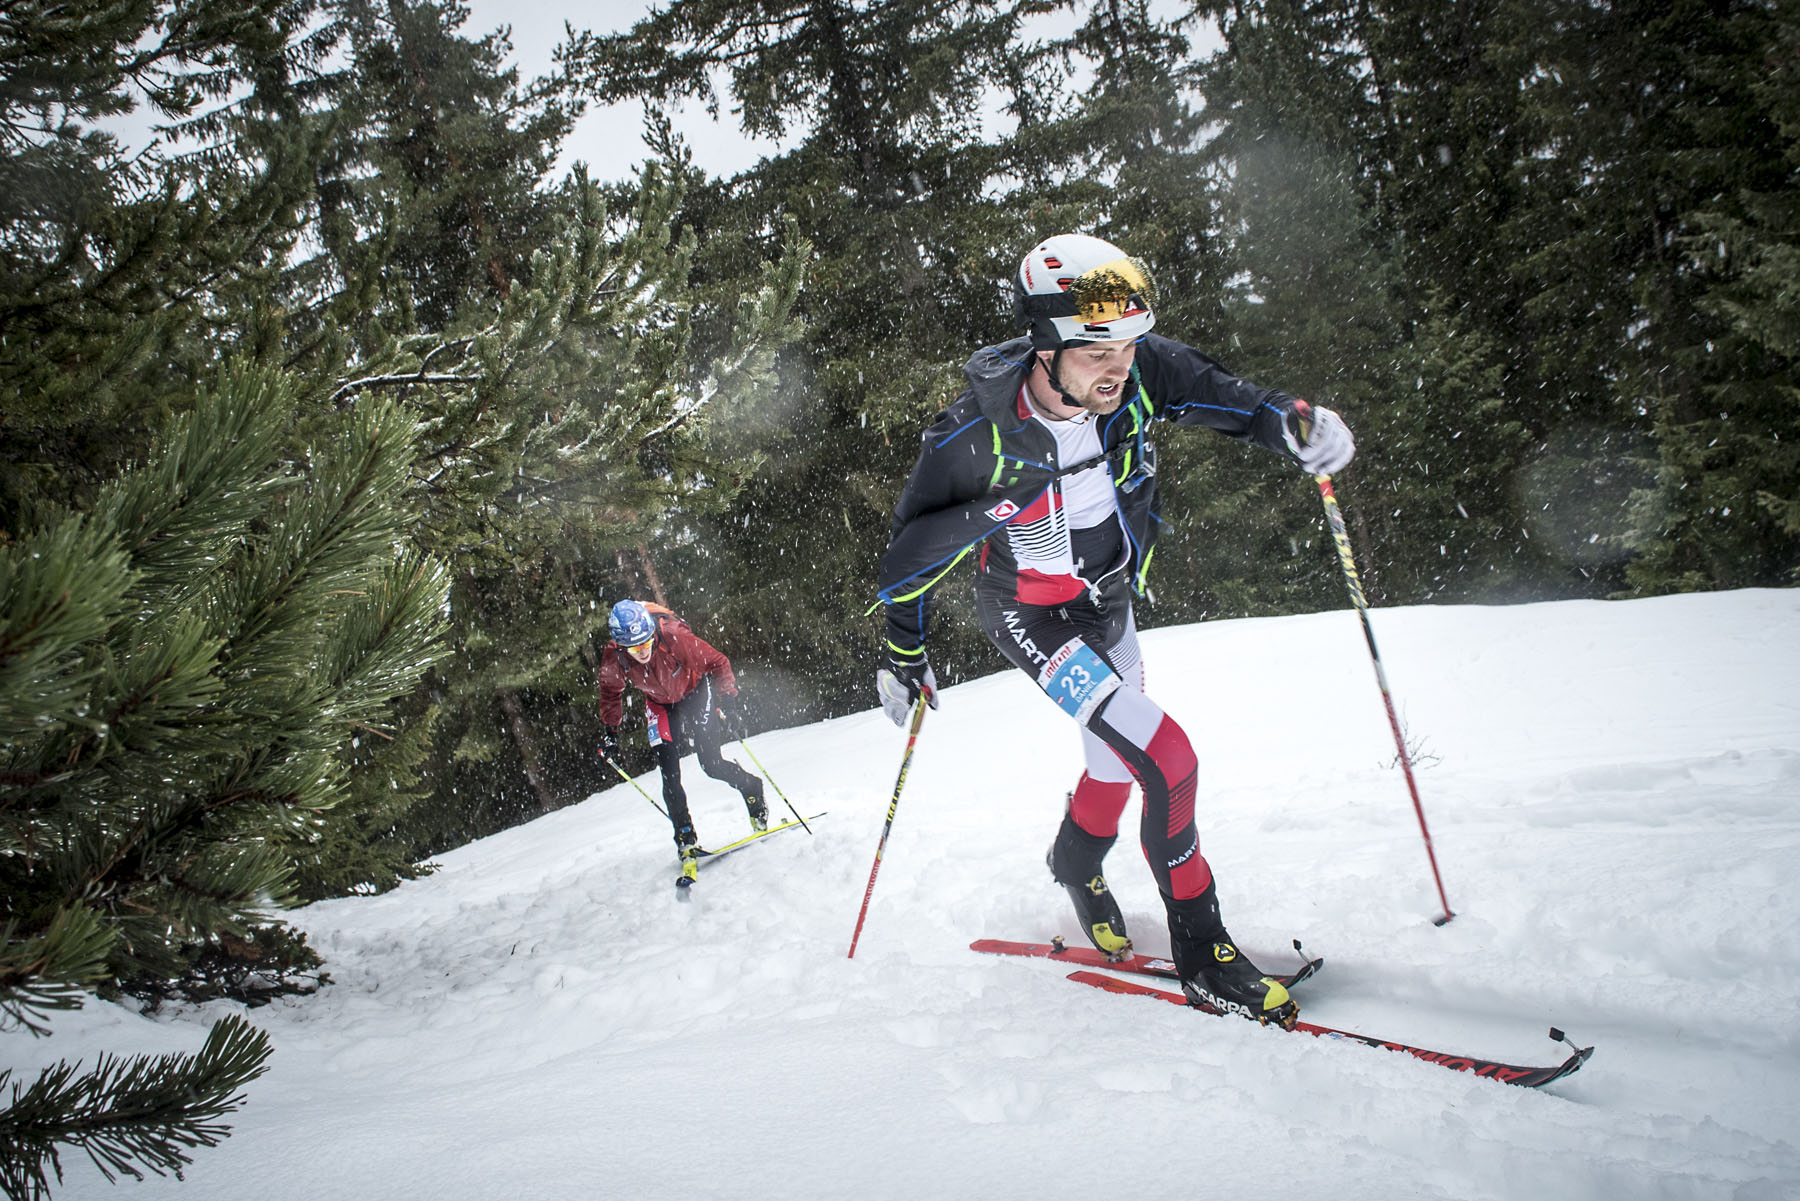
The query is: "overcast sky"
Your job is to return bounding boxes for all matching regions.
[100,2,1211,183]
[465,1,1218,184]
[464,0,791,181]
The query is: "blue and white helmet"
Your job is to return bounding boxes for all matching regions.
[1013,233,1157,350]
[608,599,656,647]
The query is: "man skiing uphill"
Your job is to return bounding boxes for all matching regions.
[597,600,767,882]
[873,233,1353,1027]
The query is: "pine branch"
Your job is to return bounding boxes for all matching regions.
[0,514,134,746]
[329,370,478,405]
[0,1014,272,1199]
[0,907,114,1037]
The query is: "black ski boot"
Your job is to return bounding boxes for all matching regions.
[1167,883,1297,1028]
[744,781,769,833]
[1046,808,1132,959]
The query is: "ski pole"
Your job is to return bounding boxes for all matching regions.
[599,750,669,819]
[721,714,812,835]
[847,691,930,958]
[1297,409,1453,926]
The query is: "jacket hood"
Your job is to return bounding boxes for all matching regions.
[962,337,1037,425]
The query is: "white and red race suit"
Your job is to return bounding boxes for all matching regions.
[876,334,1305,905]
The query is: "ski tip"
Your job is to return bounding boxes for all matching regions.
[1534,1043,1595,1087]
[1541,1027,1596,1085]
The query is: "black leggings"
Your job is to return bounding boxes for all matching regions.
[650,679,760,840]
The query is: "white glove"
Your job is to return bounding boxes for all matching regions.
[1283,403,1354,476]
[877,661,938,727]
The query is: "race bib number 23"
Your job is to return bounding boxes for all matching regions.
[1037,639,1121,725]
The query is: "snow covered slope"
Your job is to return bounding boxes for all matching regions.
[17,589,1800,1200]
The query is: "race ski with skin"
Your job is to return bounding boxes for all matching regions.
[971,938,1594,1089]
[969,936,1324,989]
[675,813,825,889]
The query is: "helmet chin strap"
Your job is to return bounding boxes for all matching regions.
[1033,348,1084,410]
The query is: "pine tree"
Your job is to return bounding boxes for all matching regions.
[255,1,808,843]
[569,0,1061,714]
[0,0,335,525]
[1613,0,1800,589]
[1318,0,1581,599]
[1330,0,1798,595]
[0,366,449,1188]
[1176,0,1419,609]
[318,165,805,843]
[1187,0,1689,604]
[292,0,580,339]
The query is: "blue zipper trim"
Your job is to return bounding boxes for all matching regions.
[875,481,1055,605]
[1162,397,1284,422]
[933,416,988,450]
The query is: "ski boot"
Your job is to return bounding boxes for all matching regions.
[1168,883,1297,1028]
[1046,810,1131,960]
[676,825,701,885]
[745,781,769,833]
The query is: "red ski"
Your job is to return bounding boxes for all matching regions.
[970,936,1324,990]
[1068,969,1593,1089]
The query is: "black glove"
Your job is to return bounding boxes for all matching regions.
[599,725,621,762]
[717,695,748,741]
[877,649,939,727]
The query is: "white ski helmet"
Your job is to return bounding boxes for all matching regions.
[1013,233,1157,350]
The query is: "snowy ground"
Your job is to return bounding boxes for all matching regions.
[14,589,1800,1200]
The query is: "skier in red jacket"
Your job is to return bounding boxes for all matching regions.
[597,600,766,880]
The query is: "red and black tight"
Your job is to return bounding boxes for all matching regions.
[975,582,1214,904]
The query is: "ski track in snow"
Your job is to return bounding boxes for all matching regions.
[12,589,1800,1200]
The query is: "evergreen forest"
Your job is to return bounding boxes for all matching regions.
[1,0,1794,1191]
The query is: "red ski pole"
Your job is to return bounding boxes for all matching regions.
[1297,404,1453,925]
[847,692,930,958]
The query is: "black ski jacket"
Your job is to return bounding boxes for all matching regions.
[876,333,1303,658]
